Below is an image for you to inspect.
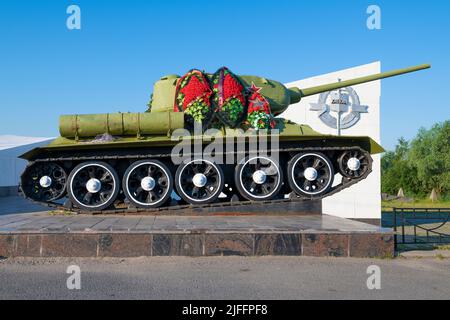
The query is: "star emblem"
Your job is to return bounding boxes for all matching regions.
[248,82,262,93]
[249,97,266,109]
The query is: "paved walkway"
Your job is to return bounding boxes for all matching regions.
[0,212,387,234]
[0,193,385,234]
[0,196,384,235]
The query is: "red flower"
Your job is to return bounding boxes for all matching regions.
[248,88,272,118]
[222,73,244,101]
[179,74,211,109]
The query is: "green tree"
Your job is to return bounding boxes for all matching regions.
[381,121,450,198]
[408,121,450,196]
[381,138,419,196]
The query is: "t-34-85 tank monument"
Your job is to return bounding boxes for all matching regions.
[18,64,430,213]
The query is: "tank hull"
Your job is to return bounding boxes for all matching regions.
[19,121,381,214]
[20,121,383,160]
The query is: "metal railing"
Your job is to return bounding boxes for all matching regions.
[391,207,450,250]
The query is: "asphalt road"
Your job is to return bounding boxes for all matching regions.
[0,256,449,300]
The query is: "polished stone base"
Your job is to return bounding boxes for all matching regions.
[0,213,394,258]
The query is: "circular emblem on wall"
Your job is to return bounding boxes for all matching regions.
[309,86,369,131]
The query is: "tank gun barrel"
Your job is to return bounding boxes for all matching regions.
[288,64,431,104]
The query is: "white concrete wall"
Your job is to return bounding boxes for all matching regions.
[281,62,381,219]
[0,138,53,187]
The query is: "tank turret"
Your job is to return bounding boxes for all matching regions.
[148,64,430,119]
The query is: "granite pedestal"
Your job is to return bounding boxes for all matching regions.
[0,211,393,258]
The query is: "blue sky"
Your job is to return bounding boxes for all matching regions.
[0,0,448,150]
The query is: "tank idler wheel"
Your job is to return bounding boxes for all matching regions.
[338,150,371,179]
[175,159,224,205]
[68,161,120,211]
[122,160,173,208]
[287,152,334,197]
[235,156,283,201]
[21,162,67,202]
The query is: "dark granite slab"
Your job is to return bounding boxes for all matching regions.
[0,212,393,258]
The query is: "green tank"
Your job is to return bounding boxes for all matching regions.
[19,64,430,213]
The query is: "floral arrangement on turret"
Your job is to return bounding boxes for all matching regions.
[173,68,276,130]
[246,83,276,130]
[211,67,246,128]
[174,69,212,123]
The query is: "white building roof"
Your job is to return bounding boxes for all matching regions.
[0,135,54,151]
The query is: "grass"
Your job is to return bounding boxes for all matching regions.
[382,199,450,211]
[48,210,75,216]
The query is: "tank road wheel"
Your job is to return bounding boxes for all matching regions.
[235,156,283,201]
[122,160,173,208]
[20,162,67,202]
[68,161,119,211]
[338,149,371,179]
[288,152,334,197]
[175,159,224,205]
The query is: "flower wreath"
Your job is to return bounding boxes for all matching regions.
[211,67,246,128]
[174,69,212,123]
[246,83,276,130]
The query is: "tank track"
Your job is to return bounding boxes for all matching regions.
[19,146,372,215]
